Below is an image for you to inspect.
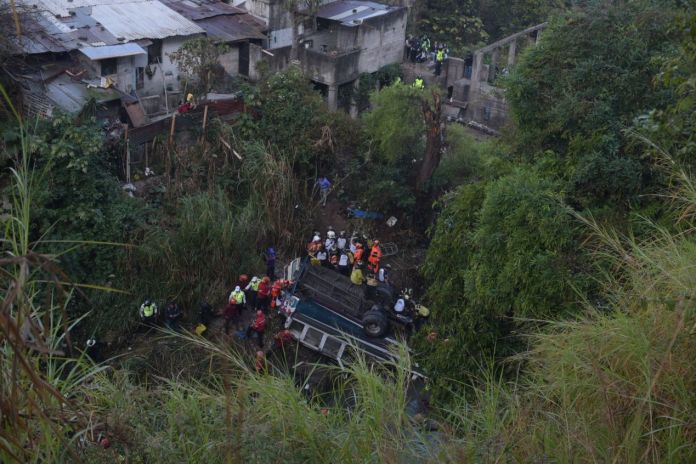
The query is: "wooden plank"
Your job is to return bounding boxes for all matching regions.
[123,100,148,128]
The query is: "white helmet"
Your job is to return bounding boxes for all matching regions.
[327,230,336,239]
[235,286,241,292]
[86,339,96,347]
[313,235,321,242]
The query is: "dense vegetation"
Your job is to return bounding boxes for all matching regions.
[416,0,563,52]
[1,1,695,462]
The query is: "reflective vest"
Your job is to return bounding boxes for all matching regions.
[414,78,424,89]
[351,269,365,285]
[231,290,246,304]
[436,50,444,62]
[250,280,260,292]
[142,303,156,318]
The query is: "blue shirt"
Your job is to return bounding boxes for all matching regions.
[319,178,331,190]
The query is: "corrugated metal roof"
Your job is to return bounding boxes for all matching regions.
[44,73,121,112]
[196,14,265,43]
[89,1,204,40]
[11,3,123,54]
[21,0,140,18]
[79,42,146,60]
[311,0,401,27]
[160,0,245,21]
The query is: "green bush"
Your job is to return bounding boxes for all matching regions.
[418,169,591,396]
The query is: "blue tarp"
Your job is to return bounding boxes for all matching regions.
[347,208,384,220]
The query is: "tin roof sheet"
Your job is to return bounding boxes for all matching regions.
[160,0,245,21]
[20,0,138,18]
[45,73,121,112]
[312,0,400,27]
[89,1,204,40]
[197,14,265,43]
[79,42,146,60]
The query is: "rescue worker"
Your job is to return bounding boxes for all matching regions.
[264,247,276,279]
[164,301,182,331]
[394,298,405,314]
[270,279,289,310]
[378,264,391,284]
[435,48,445,76]
[316,246,328,267]
[238,274,250,291]
[414,76,425,89]
[307,235,321,258]
[329,250,339,270]
[337,231,347,251]
[338,250,350,276]
[325,228,336,250]
[273,329,293,349]
[317,176,331,206]
[353,242,365,263]
[351,262,366,286]
[367,240,382,274]
[246,310,267,348]
[139,300,158,326]
[415,304,430,330]
[245,277,259,309]
[230,285,247,311]
[224,295,240,335]
[256,276,271,313]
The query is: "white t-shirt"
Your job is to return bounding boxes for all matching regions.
[325,238,335,250]
[337,237,347,250]
[317,251,327,261]
[378,268,387,282]
[394,299,405,313]
[339,254,349,266]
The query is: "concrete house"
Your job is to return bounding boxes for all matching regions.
[160,0,266,80]
[247,0,407,111]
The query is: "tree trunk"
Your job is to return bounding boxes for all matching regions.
[290,11,300,61]
[416,91,442,192]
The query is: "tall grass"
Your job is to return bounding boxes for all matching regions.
[0,86,105,463]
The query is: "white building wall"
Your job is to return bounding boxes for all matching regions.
[269,28,293,49]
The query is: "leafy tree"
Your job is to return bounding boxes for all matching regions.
[476,0,563,40]
[416,0,561,52]
[363,82,425,164]
[417,0,488,52]
[418,169,588,394]
[504,1,677,209]
[169,36,230,94]
[650,5,696,169]
[253,67,324,155]
[28,113,144,328]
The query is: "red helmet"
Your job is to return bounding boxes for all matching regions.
[262,276,270,283]
[239,274,249,282]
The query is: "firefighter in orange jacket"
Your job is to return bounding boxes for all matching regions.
[353,242,365,263]
[270,279,290,310]
[367,240,382,274]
